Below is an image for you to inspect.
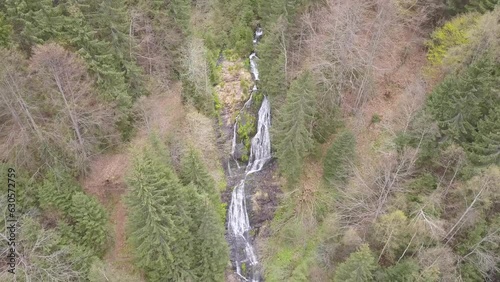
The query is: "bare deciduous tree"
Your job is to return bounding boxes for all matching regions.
[28,43,118,174]
[0,49,47,171]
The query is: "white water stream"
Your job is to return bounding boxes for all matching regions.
[227,28,270,282]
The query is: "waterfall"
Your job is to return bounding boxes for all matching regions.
[247,96,271,174]
[249,52,259,81]
[227,98,271,282]
[227,27,270,282]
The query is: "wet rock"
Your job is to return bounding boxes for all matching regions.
[232,142,246,161]
[246,161,281,231]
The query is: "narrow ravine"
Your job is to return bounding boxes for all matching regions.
[226,27,269,282]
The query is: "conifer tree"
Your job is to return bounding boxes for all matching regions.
[69,192,108,255]
[323,131,356,186]
[466,0,499,13]
[257,20,287,97]
[379,259,420,282]
[192,197,229,281]
[4,0,63,54]
[179,147,227,219]
[274,71,316,186]
[0,13,11,47]
[168,0,191,34]
[180,165,229,281]
[334,244,378,282]
[38,169,80,214]
[126,145,195,281]
[469,106,500,165]
[256,0,305,25]
[428,58,499,144]
[74,0,143,98]
[179,148,216,195]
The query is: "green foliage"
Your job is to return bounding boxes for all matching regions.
[230,23,254,57]
[447,0,499,14]
[466,0,499,13]
[312,106,341,143]
[35,168,109,258]
[378,259,420,282]
[179,148,226,220]
[257,20,287,97]
[191,196,229,281]
[371,114,382,124]
[408,173,438,194]
[168,0,191,33]
[4,0,62,54]
[427,58,500,165]
[181,37,215,115]
[263,218,319,282]
[455,215,500,280]
[69,192,108,256]
[274,71,316,186]
[126,142,228,281]
[426,14,477,66]
[179,149,215,193]
[88,0,144,96]
[3,0,142,140]
[373,211,410,263]
[211,0,255,54]
[38,169,81,214]
[0,13,11,47]
[256,0,306,25]
[334,244,378,282]
[459,262,483,281]
[468,106,500,165]
[7,216,87,281]
[323,131,356,185]
[126,145,195,281]
[237,111,257,161]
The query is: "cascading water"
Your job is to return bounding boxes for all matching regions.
[247,97,271,174]
[227,28,271,282]
[249,52,259,81]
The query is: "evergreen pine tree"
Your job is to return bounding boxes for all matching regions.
[192,196,229,281]
[69,192,108,256]
[323,131,356,185]
[168,0,191,34]
[38,169,80,214]
[4,0,63,54]
[0,13,11,47]
[74,0,143,98]
[274,71,316,186]
[257,20,287,97]
[466,0,499,13]
[378,259,420,282]
[126,145,195,281]
[179,182,228,281]
[256,0,304,25]
[334,244,378,282]
[428,58,499,144]
[179,148,216,195]
[469,106,500,165]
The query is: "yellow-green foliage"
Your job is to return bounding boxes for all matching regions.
[426,14,478,66]
[444,7,500,72]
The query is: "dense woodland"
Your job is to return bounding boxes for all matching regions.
[0,0,499,281]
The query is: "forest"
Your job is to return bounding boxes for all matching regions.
[0,0,499,281]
